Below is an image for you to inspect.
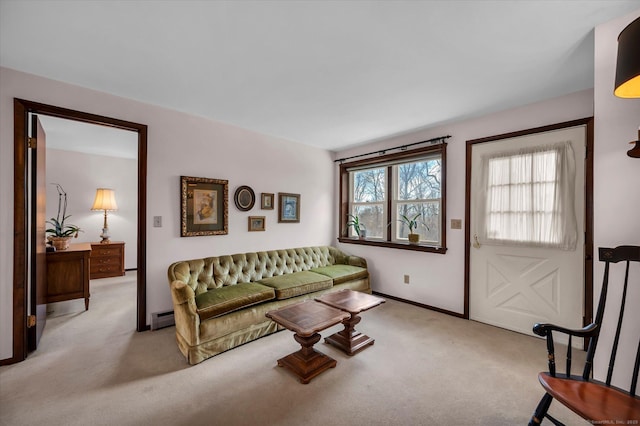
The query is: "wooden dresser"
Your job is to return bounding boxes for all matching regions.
[46,243,92,310]
[90,241,125,279]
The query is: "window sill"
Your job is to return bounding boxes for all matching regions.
[337,237,447,254]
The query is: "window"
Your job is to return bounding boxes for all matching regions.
[477,141,577,250]
[350,167,386,238]
[339,143,447,253]
[394,157,441,244]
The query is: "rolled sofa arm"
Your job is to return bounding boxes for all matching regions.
[169,280,200,345]
[347,255,367,268]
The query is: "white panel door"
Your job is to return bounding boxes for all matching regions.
[469,125,586,343]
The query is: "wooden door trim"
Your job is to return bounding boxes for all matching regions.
[464,118,594,332]
[4,98,148,365]
[9,99,28,365]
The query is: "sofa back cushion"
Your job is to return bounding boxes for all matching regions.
[168,258,216,296]
[169,246,348,296]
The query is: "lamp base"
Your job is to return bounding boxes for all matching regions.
[100,228,111,244]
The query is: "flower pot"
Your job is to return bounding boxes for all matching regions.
[49,236,73,251]
[408,233,420,244]
[359,229,367,239]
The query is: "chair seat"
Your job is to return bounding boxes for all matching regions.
[538,372,640,421]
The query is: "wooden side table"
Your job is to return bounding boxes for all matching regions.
[266,300,350,384]
[46,243,92,310]
[316,290,385,355]
[90,241,125,279]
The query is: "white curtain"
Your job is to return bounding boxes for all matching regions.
[477,141,578,251]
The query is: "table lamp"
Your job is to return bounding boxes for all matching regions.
[91,188,118,243]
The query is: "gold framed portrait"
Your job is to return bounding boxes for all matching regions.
[181,176,228,236]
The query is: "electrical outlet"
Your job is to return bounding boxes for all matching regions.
[153,216,162,227]
[451,219,462,229]
[404,274,410,284]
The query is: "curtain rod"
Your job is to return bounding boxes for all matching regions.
[334,135,451,164]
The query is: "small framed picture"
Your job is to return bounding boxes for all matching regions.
[180,176,229,237]
[278,193,300,223]
[234,185,255,211]
[261,193,274,210]
[248,216,265,232]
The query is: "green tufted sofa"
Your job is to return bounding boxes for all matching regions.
[168,246,370,365]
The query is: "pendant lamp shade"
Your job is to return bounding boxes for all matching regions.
[614,17,640,98]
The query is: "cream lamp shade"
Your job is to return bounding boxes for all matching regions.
[91,188,118,243]
[91,188,118,211]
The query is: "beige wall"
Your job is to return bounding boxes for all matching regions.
[0,67,335,360]
[335,89,594,314]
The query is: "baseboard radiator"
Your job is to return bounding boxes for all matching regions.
[151,310,175,330]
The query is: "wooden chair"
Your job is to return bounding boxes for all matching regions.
[528,245,640,425]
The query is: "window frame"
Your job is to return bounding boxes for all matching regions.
[338,143,447,254]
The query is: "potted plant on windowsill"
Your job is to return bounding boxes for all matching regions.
[398,213,426,245]
[46,183,82,251]
[346,214,366,239]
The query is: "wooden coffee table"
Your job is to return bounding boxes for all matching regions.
[266,300,350,384]
[315,290,385,355]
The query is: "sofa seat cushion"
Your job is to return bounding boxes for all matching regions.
[257,271,333,300]
[310,265,369,285]
[195,283,275,321]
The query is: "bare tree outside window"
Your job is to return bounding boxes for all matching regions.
[351,168,385,238]
[396,158,441,243]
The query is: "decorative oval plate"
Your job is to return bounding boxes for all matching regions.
[234,185,255,211]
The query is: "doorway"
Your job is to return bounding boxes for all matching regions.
[40,114,138,318]
[9,98,148,364]
[464,118,594,339]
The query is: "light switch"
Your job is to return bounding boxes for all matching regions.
[153,216,162,227]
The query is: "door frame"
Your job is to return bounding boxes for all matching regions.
[464,117,594,332]
[7,98,148,364]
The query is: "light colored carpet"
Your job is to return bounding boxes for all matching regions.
[0,272,586,425]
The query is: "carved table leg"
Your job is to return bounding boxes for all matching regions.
[324,313,375,356]
[276,332,337,384]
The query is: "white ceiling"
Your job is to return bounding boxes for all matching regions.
[2,0,639,152]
